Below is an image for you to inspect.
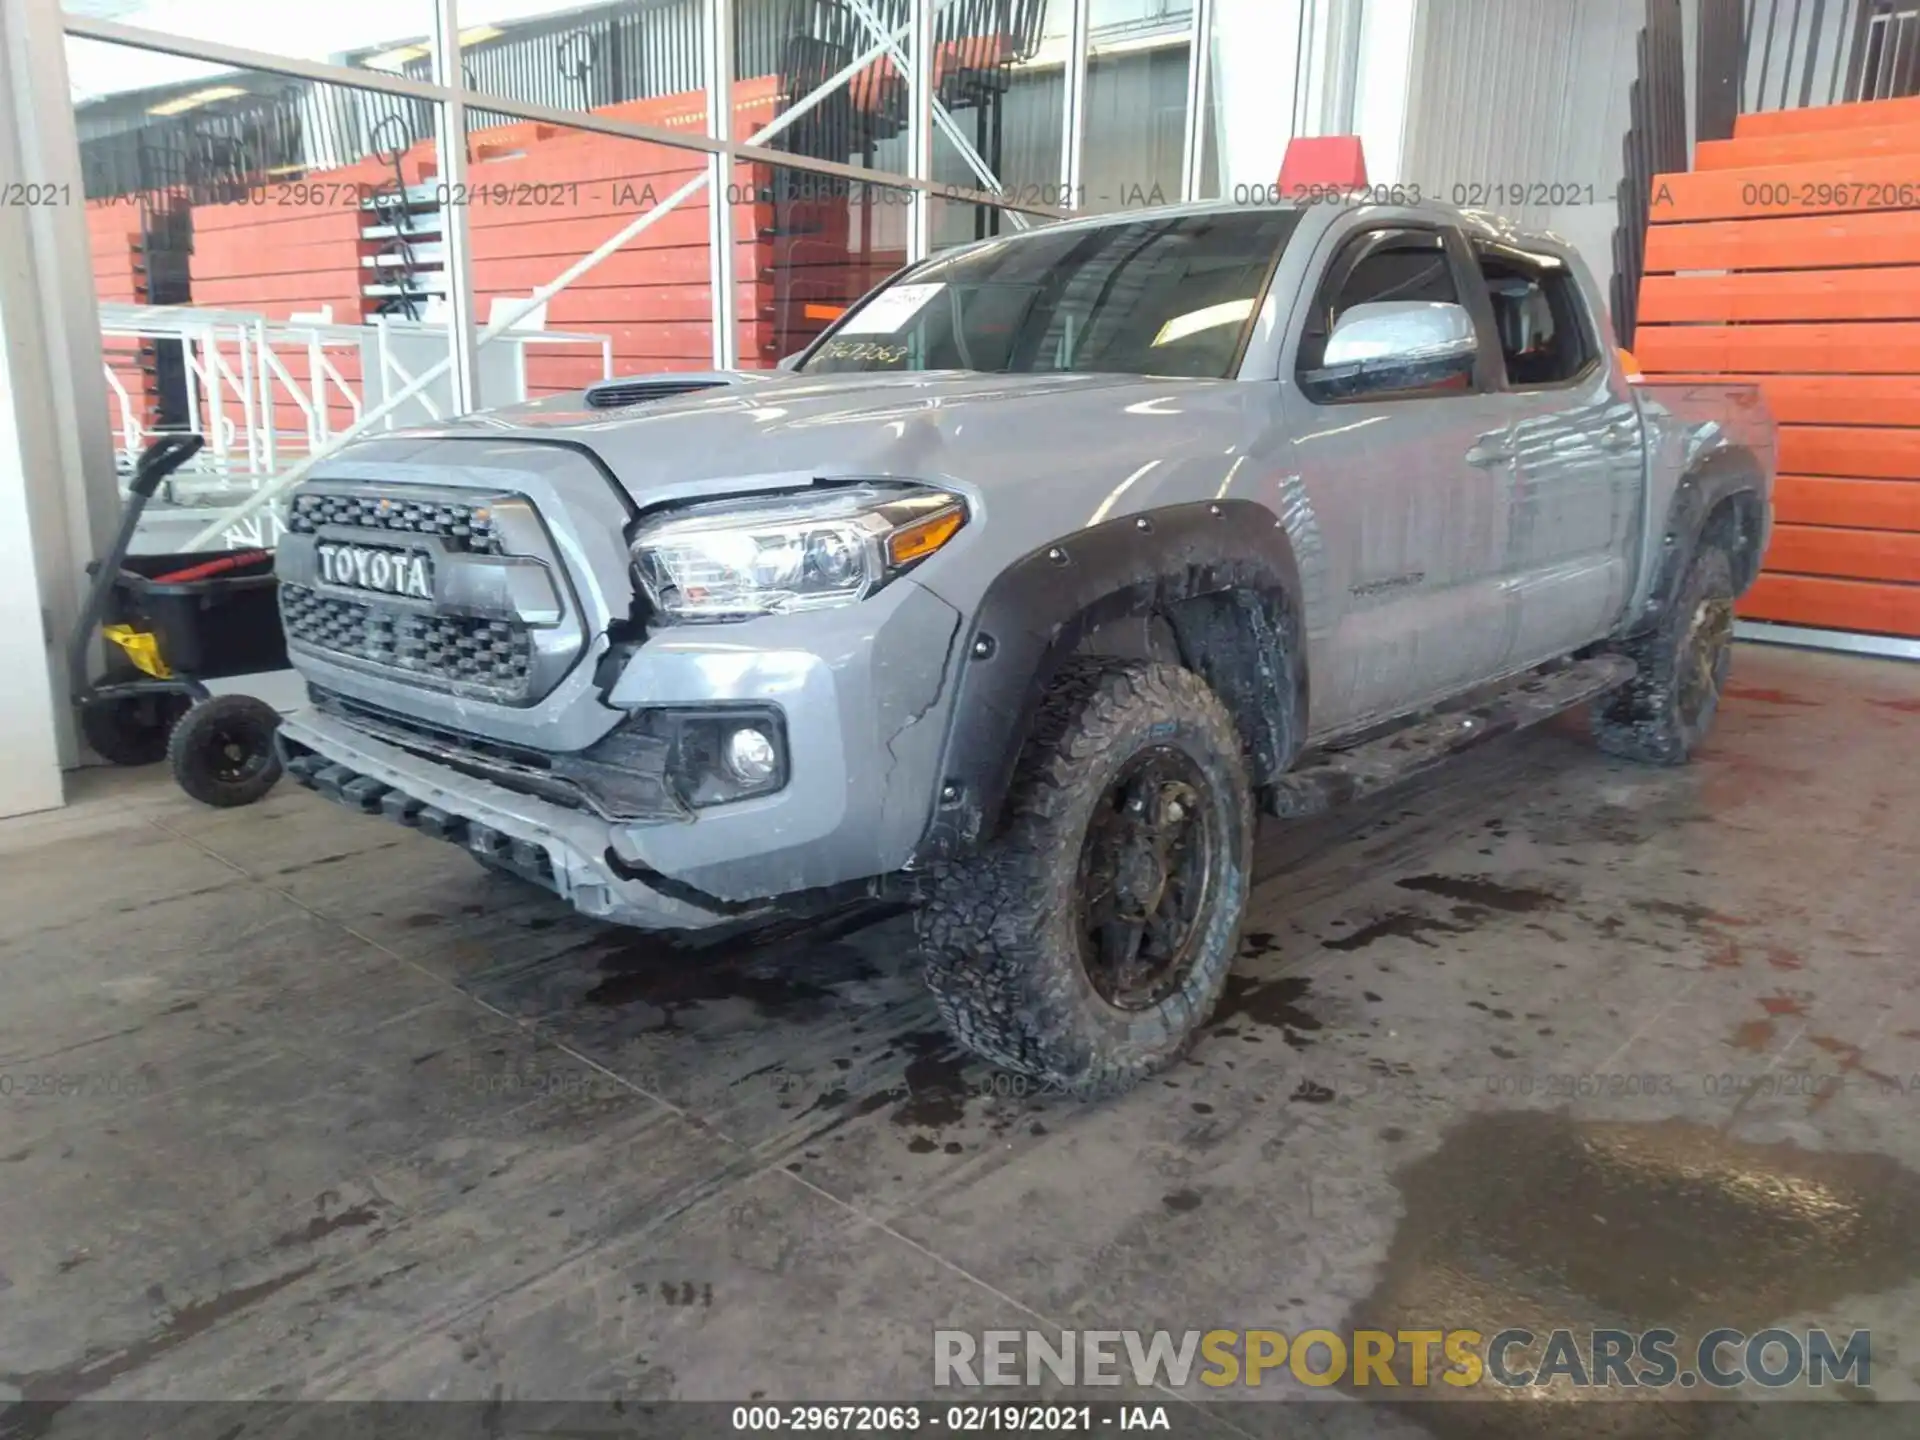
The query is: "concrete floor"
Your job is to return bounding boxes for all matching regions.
[4,642,1920,1438]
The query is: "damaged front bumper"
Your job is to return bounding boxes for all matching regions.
[278,708,744,929]
[277,574,966,930]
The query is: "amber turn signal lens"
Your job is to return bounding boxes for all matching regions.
[886,506,965,567]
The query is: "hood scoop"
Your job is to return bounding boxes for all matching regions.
[584,372,757,410]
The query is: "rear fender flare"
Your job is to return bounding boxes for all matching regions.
[1629,446,1769,637]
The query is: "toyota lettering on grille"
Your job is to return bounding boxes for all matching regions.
[315,542,434,601]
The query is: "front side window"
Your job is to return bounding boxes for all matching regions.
[799,210,1304,380]
[1296,228,1462,374]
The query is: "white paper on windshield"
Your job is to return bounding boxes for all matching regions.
[838,283,946,335]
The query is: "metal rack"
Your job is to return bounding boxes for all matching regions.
[97,302,614,548]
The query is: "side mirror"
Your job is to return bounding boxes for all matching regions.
[1302,301,1477,401]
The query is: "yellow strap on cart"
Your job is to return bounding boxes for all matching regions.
[102,624,172,679]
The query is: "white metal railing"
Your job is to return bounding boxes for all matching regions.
[98,301,614,548]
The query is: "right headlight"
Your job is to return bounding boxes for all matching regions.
[629,484,967,622]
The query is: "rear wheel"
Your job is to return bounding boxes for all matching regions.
[917,660,1255,1096]
[79,692,192,766]
[167,694,283,807]
[1593,544,1736,766]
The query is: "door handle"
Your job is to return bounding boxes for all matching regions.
[1466,442,1515,466]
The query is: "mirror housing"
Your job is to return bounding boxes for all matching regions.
[1302,301,1477,401]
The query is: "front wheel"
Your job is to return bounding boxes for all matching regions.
[917,659,1255,1096]
[1592,544,1736,766]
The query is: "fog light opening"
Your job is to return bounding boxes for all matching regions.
[725,725,779,786]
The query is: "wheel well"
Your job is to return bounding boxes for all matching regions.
[1700,487,1766,592]
[1073,585,1304,786]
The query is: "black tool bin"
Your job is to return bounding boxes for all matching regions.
[107,551,287,679]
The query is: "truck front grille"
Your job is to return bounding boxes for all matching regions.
[288,491,503,554]
[280,583,532,700]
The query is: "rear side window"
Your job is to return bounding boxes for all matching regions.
[1471,241,1596,387]
[1296,229,1461,373]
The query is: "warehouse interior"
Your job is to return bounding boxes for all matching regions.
[4,0,1920,1426]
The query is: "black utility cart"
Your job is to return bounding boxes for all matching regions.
[68,436,289,807]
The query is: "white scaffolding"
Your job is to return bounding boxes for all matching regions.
[98,302,613,547]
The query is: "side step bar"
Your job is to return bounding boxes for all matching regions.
[1266,654,1637,820]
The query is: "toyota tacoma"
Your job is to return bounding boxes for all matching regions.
[274,199,1776,1092]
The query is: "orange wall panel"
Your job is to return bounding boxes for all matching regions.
[1738,573,1920,637]
[1636,322,1920,374]
[1649,153,1920,223]
[1765,523,1920,583]
[1697,122,1920,170]
[1735,95,1920,138]
[1776,426,1920,480]
[1637,267,1920,322]
[1644,210,1920,270]
[1774,475,1920,532]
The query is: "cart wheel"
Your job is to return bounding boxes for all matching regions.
[168,694,283,807]
[80,693,192,766]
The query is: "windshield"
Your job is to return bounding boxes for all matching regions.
[798,209,1303,380]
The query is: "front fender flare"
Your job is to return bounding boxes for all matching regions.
[913,500,1305,860]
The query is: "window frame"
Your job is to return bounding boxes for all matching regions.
[1463,237,1604,394]
[1290,221,1499,406]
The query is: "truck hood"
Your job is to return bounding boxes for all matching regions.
[379,369,1226,508]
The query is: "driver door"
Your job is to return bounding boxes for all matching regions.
[1280,220,1521,738]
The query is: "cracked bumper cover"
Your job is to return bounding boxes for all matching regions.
[279,577,964,929]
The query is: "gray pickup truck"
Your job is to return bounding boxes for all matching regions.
[273,199,1776,1092]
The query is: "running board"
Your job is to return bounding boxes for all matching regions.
[1265,654,1637,820]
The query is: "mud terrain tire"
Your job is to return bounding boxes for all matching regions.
[918,659,1255,1095]
[1593,543,1736,766]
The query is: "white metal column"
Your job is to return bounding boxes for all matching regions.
[1181,0,1217,201]
[2,0,127,792]
[431,0,480,412]
[705,0,739,370]
[907,0,934,261]
[1060,0,1090,208]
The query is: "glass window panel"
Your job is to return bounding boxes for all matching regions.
[63,0,441,80]
[1079,3,1190,215]
[457,113,715,409]
[66,37,458,541]
[741,163,913,367]
[448,1,717,139]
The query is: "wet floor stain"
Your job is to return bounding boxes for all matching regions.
[1395,874,1562,913]
[271,1200,382,1251]
[0,1261,322,1424]
[1212,975,1321,1048]
[571,909,893,1027]
[1867,697,1920,716]
[890,1029,971,1130]
[1724,686,1819,707]
[1344,1110,1920,1435]
[1323,912,1467,952]
[1728,1018,1775,1052]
